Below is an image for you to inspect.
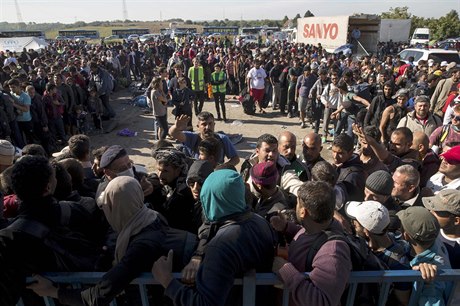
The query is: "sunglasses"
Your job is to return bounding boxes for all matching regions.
[451,115,460,122]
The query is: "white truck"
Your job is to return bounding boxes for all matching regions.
[379,19,411,43]
[296,15,380,54]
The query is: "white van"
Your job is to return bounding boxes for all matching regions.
[398,48,460,66]
[410,28,430,46]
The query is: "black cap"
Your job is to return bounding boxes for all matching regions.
[100,145,127,168]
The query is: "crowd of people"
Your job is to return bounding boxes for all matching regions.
[0,33,459,306]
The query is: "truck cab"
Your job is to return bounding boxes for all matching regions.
[410,28,430,46]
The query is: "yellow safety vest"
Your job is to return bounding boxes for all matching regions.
[188,66,205,91]
[211,71,227,93]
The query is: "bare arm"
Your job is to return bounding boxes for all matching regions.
[379,106,393,143]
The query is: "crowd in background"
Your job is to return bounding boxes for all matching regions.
[0,34,459,305]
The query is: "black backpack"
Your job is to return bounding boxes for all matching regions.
[305,230,388,306]
[7,218,100,272]
[241,92,256,115]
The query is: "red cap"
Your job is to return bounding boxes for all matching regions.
[250,161,279,186]
[441,146,460,164]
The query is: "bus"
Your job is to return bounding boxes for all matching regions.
[112,28,149,38]
[176,27,197,34]
[202,26,239,36]
[240,27,262,35]
[57,30,99,39]
[0,30,45,39]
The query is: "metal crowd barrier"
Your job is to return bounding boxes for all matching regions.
[18,269,460,306]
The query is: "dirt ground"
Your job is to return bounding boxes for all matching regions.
[90,88,332,172]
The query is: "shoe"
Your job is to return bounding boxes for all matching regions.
[217,117,222,121]
[328,129,335,136]
[321,136,327,144]
[287,113,293,118]
[300,122,306,128]
[267,102,273,108]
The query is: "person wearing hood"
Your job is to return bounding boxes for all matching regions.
[364,80,395,127]
[153,169,277,306]
[28,176,196,306]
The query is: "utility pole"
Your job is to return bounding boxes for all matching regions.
[122,0,128,21]
[14,0,23,23]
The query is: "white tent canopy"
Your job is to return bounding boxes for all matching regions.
[0,36,49,53]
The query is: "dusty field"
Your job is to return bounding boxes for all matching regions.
[90,88,332,172]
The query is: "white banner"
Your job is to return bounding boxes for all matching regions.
[296,16,350,51]
[0,37,48,52]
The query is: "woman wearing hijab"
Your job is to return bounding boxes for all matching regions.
[28,176,196,305]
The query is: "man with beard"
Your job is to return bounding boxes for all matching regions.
[301,132,324,174]
[241,133,303,207]
[278,131,309,181]
[397,95,441,137]
[150,149,196,233]
[355,125,421,174]
[169,112,239,167]
[411,131,440,188]
[364,80,395,127]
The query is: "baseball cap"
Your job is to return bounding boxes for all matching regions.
[392,88,409,99]
[447,62,457,71]
[0,139,15,166]
[250,161,279,186]
[397,206,440,244]
[440,61,448,67]
[428,59,434,67]
[345,201,390,234]
[440,146,460,165]
[423,189,460,216]
[100,145,127,168]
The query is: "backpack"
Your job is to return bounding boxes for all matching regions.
[305,230,387,306]
[352,83,372,104]
[279,67,290,88]
[7,218,100,272]
[241,91,256,115]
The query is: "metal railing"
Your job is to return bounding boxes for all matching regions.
[18,269,460,306]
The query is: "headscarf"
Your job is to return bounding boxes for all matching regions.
[200,169,247,222]
[101,176,158,263]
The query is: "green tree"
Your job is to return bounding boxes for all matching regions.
[282,15,289,24]
[432,10,460,40]
[381,6,412,19]
[185,20,193,24]
[304,10,314,18]
[293,13,301,27]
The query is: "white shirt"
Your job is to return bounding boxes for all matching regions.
[247,67,267,90]
[427,172,460,194]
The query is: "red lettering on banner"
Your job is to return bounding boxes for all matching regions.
[315,24,322,38]
[302,22,340,40]
[330,23,338,39]
[303,24,309,38]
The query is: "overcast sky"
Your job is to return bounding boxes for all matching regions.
[0,0,459,24]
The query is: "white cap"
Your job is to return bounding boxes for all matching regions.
[428,59,434,67]
[441,61,448,67]
[345,201,390,234]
